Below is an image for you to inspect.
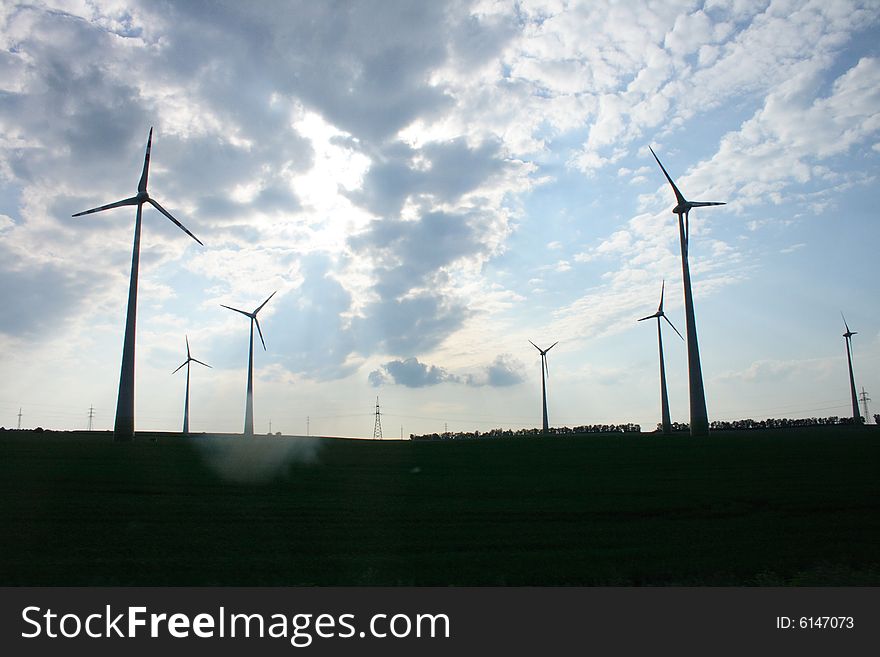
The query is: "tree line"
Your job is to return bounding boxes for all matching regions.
[409,423,641,440]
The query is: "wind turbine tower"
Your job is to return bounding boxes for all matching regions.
[222,292,276,437]
[649,147,725,437]
[841,314,862,423]
[529,340,558,434]
[638,280,684,435]
[72,128,203,442]
[172,335,211,434]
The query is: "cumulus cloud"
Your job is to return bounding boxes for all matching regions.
[561,0,880,173]
[369,357,458,388]
[370,354,527,388]
[465,354,526,387]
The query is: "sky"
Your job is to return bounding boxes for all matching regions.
[0,0,878,437]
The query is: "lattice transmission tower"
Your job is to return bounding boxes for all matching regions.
[373,397,383,440]
[859,388,871,424]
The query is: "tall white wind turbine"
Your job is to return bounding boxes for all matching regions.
[841,313,862,423]
[529,340,558,434]
[73,128,203,442]
[172,336,211,434]
[638,280,683,435]
[222,292,276,437]
[649,146,725,437]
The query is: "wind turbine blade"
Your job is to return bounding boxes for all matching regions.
[255,317,267,351]
[137,127,153,194]
[649,146,687,206]
[221,304,253,319]
[689,201,726,207]
[664,314,684,341]
[185,335,191,359]
[528,340,541,352]
[543,354,549,380]
[659,279,665,312]
[72,195,140,216]
[546,341,559,352]
[147,198,204,246]
[172,361,187,374]
[841,312,850,333]
[637,314,656,322]
[191,358,212,368]
[254,290,277,315]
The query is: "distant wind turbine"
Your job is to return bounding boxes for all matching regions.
[638,280,683,436]
[73,128,203,442]
[841,313,862,423]
[649,146,725,438]
[222,291,276,437]
[529,340,558,434]
[172,336,211,434]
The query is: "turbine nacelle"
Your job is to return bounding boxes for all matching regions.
[841,313,857,339]
[172,335,211,373]
[529,340,558,357]
[71,127,203,246]
[649,146,725,219]
[638,280,683,340]
[222,291,277,351]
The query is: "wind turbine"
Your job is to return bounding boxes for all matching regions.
[172,336,211,434]
[638,280,683,435]
[222,291,276,437]
[841,313,862,423]
[649,146,725,437]
[73,128,203,442]
[529,340,558,434]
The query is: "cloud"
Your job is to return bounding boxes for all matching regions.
[562,0,880,173]
[369,357,458,388]
[352,293,470,356]
[465,354,526,387]
[347,207,509,357]
[0,242,93,338]
[370,353,527,388]
[346,138,509,218]
[717,357,837,384]
[266,255,359,381]
[683,55,880,214]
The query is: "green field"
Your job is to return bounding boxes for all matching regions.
[1,427,878,585]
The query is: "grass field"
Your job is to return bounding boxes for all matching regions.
[1,427,878,585]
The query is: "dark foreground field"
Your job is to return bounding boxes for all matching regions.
[1,427,878,585]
